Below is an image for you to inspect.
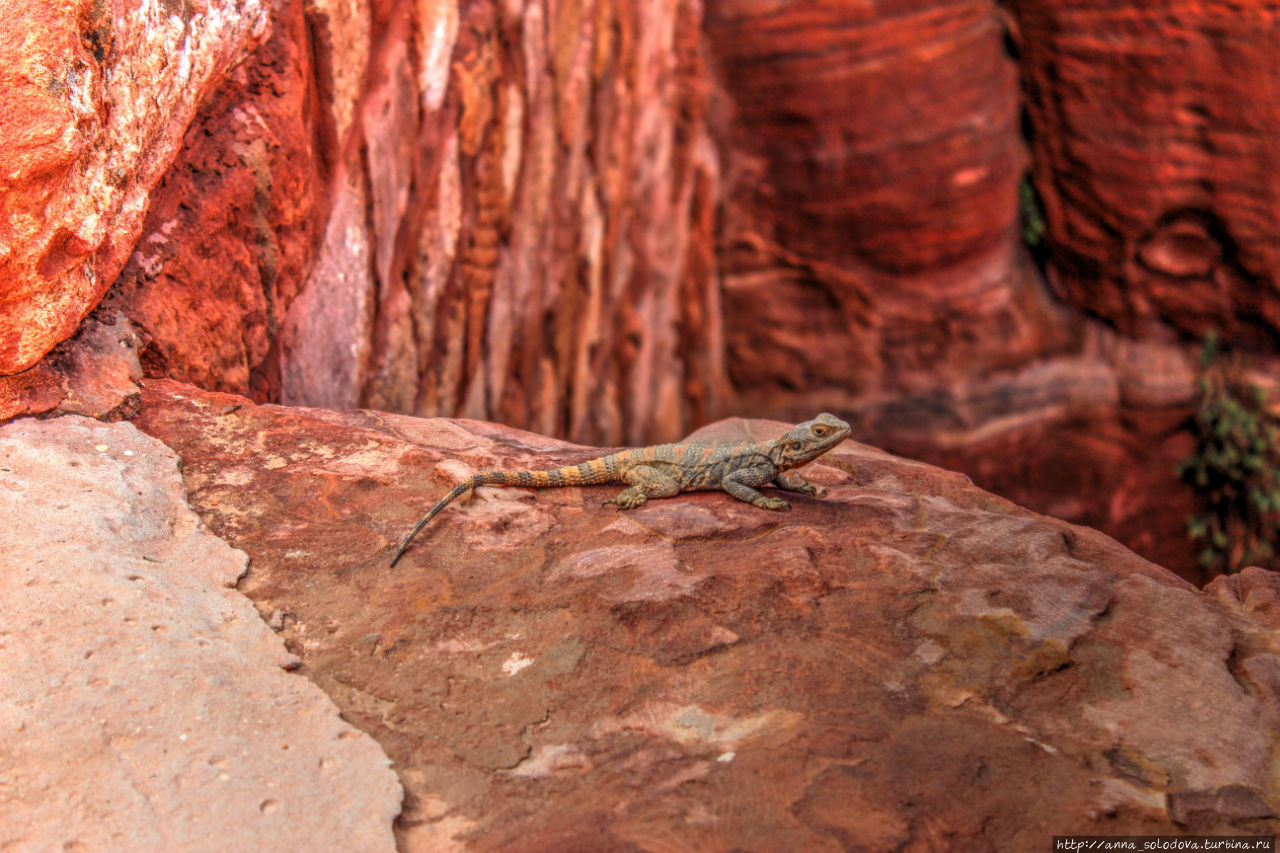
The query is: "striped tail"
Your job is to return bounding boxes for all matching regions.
[389,475,485,566]
[389,458,620,565]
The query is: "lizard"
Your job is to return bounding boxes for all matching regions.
[389,412,852,566]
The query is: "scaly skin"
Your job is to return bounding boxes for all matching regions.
[390,413,851,565]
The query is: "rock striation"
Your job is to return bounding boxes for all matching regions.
[705,0,1069,404]
[94,0,723,448]
[2,0,1276,581]
[133,379,1280,849]
[0,0,270,374]
[0,415,401,851]
[1009,0,1280,346]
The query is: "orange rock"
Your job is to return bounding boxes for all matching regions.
[0,0,270,374]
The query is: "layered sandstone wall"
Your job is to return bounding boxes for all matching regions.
[1,0,1276,580]
[1,0,725,447]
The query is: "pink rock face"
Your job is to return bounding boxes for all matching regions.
[133,379,1280,849]
[0,414,401,850]
[1010,1,1280,344]
[0,0,271,374]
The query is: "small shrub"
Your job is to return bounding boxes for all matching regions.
[1019,175,1046,249]
[1177,334,1280,575]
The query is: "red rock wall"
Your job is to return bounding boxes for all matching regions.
[3,0,1278,582]
[103,0,321,402]
[0,0,271,375]
[2,0,724,447]
[122,0,725,446]
[705,0,1072,407]
[697,0,1279,583]
[1008,0,1280,347]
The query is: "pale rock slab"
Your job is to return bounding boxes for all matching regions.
[0,416,401,852]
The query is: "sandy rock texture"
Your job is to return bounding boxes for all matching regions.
[1010,0,1280,345]
[134,379,1280,850]
[0,310,145,424]
[102,0,724,447]
[0,0,724,447]
[706,0,1064,401]
[0,415,401,851]
[0,0,271,374]
[698,0,1215,580]
[1,0,1276,580]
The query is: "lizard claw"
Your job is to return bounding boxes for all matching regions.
[605,490,648,510]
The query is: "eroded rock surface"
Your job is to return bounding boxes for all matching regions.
[1010,0,1280,346]
[0,310,144,423]
[0,0,271,373]
[0,415,401,851]
[2,0,1270,581]
[133,379,1280,850]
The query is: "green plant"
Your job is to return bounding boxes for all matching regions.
[1177,334,1280,575]
[1019,175,1046,249]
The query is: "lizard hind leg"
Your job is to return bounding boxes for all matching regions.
[603,464,681,510]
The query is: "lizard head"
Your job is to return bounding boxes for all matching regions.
[770,413,851,468]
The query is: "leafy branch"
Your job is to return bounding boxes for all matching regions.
[1177,334,1280,575]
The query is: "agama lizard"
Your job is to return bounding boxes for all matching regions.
[390,413,851,565]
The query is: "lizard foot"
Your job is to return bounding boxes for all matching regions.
[603,492,648,510]
[755,497,791,511]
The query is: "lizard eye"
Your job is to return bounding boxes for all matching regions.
[812,425,829,437]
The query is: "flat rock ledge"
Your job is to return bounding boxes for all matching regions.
[0,415,401,852]
[121,379,1280,851]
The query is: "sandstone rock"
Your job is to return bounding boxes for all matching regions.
[93,0,726,449]
[104,0,323,402]
[1009,0,1280,346]
[0,360,65,423]
[0,310,144,423]
[696,0,1221,578]
[48,310,144,420]
[1205,567,1280,635]
[134,379,1280,849]
[0,0,271,374]
[742,323,1207,582]
[0,415,401,850]
[705,0,1074,404]
[6,0,1273,589]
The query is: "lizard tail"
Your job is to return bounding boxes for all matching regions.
[389,474,487,566]
[389,458,620,565]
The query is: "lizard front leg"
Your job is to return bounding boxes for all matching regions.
[774,471,817,495]
[722,466,790,510]
[605,465,681,509]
